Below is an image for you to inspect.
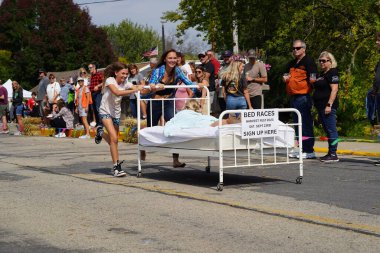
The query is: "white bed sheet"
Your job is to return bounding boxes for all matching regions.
[139,123,295,150]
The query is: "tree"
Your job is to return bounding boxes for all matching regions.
[102,19,161,63]
[0,50,15,80]
[0,0,116,90]
[164,0,380,136]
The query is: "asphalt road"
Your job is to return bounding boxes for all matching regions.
[0,135,379,252]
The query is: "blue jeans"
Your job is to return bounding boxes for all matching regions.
[290,94,314,153]
[130,99,137,118]
[226,95,247,110]
[317,108,338,154]
[91,92,102,126]
[147,99,175,127]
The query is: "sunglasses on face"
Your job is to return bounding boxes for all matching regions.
[49,78,55,80]
[81,72,86,74]
[319,59,330,63]
[292,47,304,51]
[196,71,202,73]
[88,66,94,69]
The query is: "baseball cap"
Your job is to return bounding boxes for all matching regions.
[222,50,233,57]
[38,68,46,73]
[198,52,206,58]
[247,49,258,58]
[77,77,84,81]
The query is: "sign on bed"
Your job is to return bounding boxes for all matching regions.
[241,109,279,139]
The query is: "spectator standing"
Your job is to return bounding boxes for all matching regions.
[140,57,158,119]
[175,52,194,112]
[88,62,104,126]
[313,51,340,162]
[36,68,49,118]
[59,78,71,106]
[0,80,9,133]
[194,66,209,112]
[75,77,91,138]
[283,39,318,159]
[206,50,221,77]
[127,64,145,118]
[199,52,216,113]
[221,61,253,111]
[46,74,61,108]
[217,50,233,113]
[12,81,24,135]
[95,62,142,177]
[244,49,268,109]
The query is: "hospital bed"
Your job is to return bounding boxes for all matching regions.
[136,86,303,191]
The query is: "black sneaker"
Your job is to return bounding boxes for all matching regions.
[375,161,380,166]
[319,154,339,163]
[95,126,104,144]
[112,160,126,177]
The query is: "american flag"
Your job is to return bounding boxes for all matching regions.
[143,46,158,57]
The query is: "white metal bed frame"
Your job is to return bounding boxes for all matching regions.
[136,86,303,191]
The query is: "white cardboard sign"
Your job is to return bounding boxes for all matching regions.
[241,109,279,139]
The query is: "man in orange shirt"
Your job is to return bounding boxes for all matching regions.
[283,39,318,159]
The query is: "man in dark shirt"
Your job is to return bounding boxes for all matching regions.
[88,62,104,126]
[283,39,318,159]
[199,52,216,113]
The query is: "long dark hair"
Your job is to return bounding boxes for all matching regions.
[102,62,127,90]
[156,49,177,85]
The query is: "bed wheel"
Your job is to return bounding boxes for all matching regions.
[216,183,224,191]
[205,166,210,173]
[296,176,302,184]
[137,172,142,178]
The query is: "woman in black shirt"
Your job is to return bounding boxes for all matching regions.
[313,51,339,162]
[12,81,24,135]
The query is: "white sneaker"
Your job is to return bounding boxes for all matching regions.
[55,132,66,138]
[0,130,9,134]
[288,149,299,158]
[79,135,90,139]
[90,121,96,128]
[297,152,317,159]
[13,131,22,136]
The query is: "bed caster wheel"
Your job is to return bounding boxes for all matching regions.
[137,172,142,178]
[205,166,210,173]
[216,183,224,191]
[296,176,302,184]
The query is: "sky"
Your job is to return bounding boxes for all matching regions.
[73,0,208,51]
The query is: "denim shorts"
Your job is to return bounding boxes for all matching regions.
[15,105,24,116]
[99,114,120,126]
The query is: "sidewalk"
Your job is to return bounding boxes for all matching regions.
[315,141,380,157]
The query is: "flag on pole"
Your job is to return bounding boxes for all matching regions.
[143,46,158,57]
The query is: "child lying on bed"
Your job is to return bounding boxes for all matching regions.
[163,99,239,137]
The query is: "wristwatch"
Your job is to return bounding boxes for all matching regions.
[326,103,331,107]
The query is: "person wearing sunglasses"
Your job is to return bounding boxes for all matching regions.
[313,51,340,162]
[194,66,209,113]
[284,39,318,159]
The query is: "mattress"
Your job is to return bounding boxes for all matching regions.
[139,123,295,151]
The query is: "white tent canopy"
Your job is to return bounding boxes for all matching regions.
[3,79,32,99]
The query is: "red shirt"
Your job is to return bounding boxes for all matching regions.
[210,58,221,77]
[27,98,36,111]
[88,71,104,93]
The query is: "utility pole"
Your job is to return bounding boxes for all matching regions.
[232,0,239,54]
[161,21,166,53]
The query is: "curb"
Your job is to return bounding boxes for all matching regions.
[314,147,380,157]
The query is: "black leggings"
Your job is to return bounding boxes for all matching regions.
[250,95,262,109]
[51,117,67,131]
